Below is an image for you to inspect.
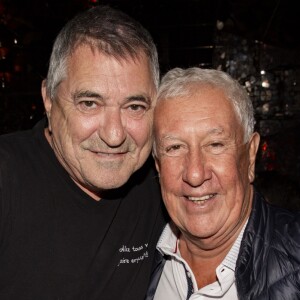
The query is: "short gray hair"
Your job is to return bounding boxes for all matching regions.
[45,5,159,100]
[156,67,255,142]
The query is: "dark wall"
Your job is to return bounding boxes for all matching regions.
[1,0,300,208]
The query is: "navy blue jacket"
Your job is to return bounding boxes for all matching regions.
[146,189,300,299]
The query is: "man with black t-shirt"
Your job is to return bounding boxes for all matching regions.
[0,5,167,300]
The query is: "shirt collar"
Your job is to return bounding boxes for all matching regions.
[222,221,247,271]
[157,220,248,271]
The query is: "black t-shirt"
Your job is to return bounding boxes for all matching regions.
[0,119,168,300]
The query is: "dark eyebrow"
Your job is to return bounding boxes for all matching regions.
[72,90,152,105]
[126,95,152,105]
[73,90,103,100]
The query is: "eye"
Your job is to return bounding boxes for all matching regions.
[78,100,98,110]
[211,142,224,148]
[128,104,146,112]
[166,144,182,152]
[124,103,148,119]
[128,104,147,113]
[162,143,187,157]
[205,141,226,154]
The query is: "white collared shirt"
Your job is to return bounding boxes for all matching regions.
[153,222,247,300]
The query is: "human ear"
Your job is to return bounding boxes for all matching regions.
[153,155,161,176]
[248,132,260,183]
[41,80,52,132]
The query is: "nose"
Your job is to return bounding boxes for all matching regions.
[99,108,127,147]
[182,149,211,187]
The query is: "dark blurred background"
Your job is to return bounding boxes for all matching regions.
[1,0,300,208]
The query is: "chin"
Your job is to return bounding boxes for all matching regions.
[100,175,131,190]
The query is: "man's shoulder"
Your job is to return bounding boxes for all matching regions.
[249,191,300,255]
[0,118,45,150]
[0,130,30,164]
[272,205,300,245]
[0,130,34,157]
[0,119,46,171]
[266,197,300,234]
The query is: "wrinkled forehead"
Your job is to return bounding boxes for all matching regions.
[155,84,234,116]
[154,85,243,138]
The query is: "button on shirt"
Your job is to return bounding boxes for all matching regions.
[153,222,247,300]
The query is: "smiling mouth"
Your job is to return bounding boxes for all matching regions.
[98,152,125,155]
[92,150,128,156]
[187,193,216,204]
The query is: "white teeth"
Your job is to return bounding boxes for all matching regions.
[188,194,215,203]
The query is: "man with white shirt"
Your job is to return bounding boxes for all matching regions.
[146,67,300,300]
